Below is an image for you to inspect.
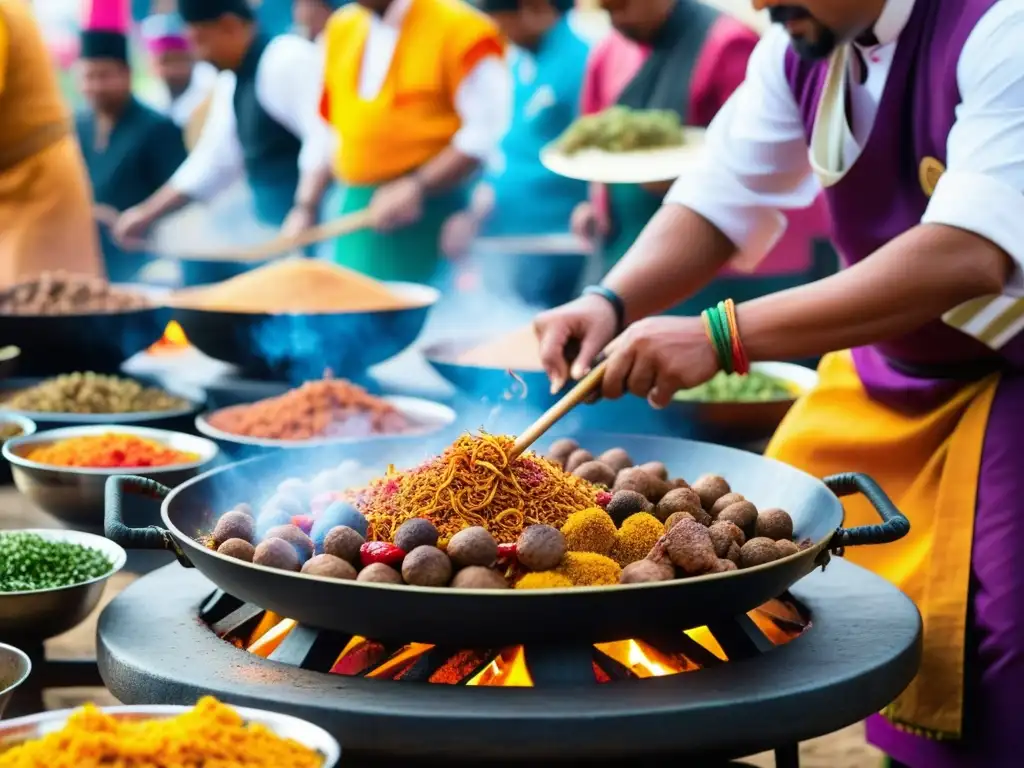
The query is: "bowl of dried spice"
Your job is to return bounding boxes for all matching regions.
[0,529,126,642]
[2,426,219,529]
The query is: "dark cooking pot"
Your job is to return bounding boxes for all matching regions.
[471,234,592,308]
[104,432,908,647]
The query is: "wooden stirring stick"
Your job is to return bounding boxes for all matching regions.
[510,360,608,460]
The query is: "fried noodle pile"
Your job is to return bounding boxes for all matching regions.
[359,433,598,543]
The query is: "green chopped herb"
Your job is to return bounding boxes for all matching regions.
[673,371,795,403]
[556,106,685,155]
[0,532,113,592]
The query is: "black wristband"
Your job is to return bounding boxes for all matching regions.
[582,285,626,334]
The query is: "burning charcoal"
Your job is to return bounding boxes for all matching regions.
[755,508,794,542]
[253,538,300,571]
[655,488,705,524]
[775,539,800,558]
[357,563,403,584]
[516,525,566,571]
[313,500,367,547]
[710,492,746,519]
[572,460,616,487]
[561,508,617,555]
[620,559,673,584]
[638,461,669,481]
[394,518,439,553]
[212,510,255,547]
[301,554,357,580]
[605,490,652,525]
[217,538,255,562]
[323,526,364,566]
[598,447,633,473]
[717,501,759,540]
[690,474,731,511]
[401,546,453,587]
[739,538,782,568]
[446,526,498,568]
[547,438,579,467]
[708,521,745,559]
[451,566,508,589]
[663,518,717,575]
[614,467,671,503]
[264,524,314,563]
[564,449,593,473]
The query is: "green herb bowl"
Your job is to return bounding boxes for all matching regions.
[0,529,126,642]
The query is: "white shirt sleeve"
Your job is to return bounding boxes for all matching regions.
[664,27,821,268]
[256,35,336,175]
[169,72,245,201]
[451,55,513,161]
[921,0,1024,295]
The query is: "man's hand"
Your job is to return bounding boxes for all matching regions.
[281,204,316,240]
[570,201,607,242]
[440,211,480,259]
[534,293,619,393]
[112,205,157,248]
[369,177,425,232]
[601,316,719,408]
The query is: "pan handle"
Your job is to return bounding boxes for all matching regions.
[104,475,195,568]
[824,472,910,551]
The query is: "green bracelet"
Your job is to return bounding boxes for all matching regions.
[703,305,734,374]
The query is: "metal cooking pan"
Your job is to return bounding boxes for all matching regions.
[104,432,908,646]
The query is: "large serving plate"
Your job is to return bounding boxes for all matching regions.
[540,128,706,184]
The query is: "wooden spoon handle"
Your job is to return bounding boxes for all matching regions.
[510,360,607,460]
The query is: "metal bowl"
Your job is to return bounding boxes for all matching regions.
[2,426,219,529]
[0,703,340,766]
[0,644,31,719]
[170,282,439,382]
[0,307,172,377]
[0,413,37,485]
[194,395,458,460]
[471,234,592,308]
[0,529,126,642]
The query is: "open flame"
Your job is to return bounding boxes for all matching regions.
[230,599,807,686]
[147,321,190,354]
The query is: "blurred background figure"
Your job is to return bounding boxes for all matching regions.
[139,12,218,131]
[0,0,103,287]
[75,0,186,284]
[292,0,349,42]
[112,0,331,268]
[300,0,510,286]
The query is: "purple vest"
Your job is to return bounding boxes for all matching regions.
[784,0,1023,375]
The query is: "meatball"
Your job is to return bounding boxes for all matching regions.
[739,537,782,568]
[253,538,300,572]
[264,524,314,562]
[605,490,652,525]
[212,510,255,547]
[394,518,440,553]
[620,559,674,584]
[775,539,800,558]
[446,526,499,568]
[638,461,669,481]
[755,508,794,542]
[717,501,759,539]
[301,554,357,580]
[323,526,365,566]
[655,488,705,524]
[614,467,671,503]
[320,501,368,538]
[709,492,746,519]
[690,474,731,511]
[726,541,742,565]
[572,460,617,487]
[255,506,294,541]
[516,525,567,571]
[564,449,594,473]
[357,563,404,584]
[712,558,738,573]
[598,448,634,473]
[547,438,579,467]
[663,518,717,575]
[401,546,453,587]
[217,538,255,562]
[708,521,746,558]
[451,566,508,589]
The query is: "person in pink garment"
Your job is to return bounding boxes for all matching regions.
[573,0,832,314]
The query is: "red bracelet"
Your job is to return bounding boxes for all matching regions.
[723,299,749,375]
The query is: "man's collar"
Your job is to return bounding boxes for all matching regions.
[864,0,914,47]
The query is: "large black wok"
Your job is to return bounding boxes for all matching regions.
[104,432,908,646]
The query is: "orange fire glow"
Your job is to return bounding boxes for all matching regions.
[466,647,533,687]
[147,321,190,354]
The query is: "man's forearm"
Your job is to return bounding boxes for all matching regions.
[140,185,192,220]
[295,163,334,211]
[738,223,1013,361]
[414,147,480,194]
[602,204,738,323]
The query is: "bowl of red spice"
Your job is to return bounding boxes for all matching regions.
[2,425,219,528]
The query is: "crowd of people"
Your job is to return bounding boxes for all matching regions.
[1,1,1023,767]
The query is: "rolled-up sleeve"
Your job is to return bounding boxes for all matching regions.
[451,55,512,161]
[921,2,1024,296]
[170,73,245,201]
[664,27,820,270]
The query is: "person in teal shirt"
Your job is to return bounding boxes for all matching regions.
[442,0,589,250]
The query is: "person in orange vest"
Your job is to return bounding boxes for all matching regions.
[0,0,103,286]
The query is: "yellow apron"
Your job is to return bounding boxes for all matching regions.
[767,351,999,737]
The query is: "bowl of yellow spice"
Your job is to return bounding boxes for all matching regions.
[0,697,340,767]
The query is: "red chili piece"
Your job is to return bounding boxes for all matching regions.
[360,541,406,568]
[291,514,314,534]
[497,542,517,560]
[596,491,613,509]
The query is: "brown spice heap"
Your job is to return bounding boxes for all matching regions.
[0,272,150,315]
[456,325,543,371]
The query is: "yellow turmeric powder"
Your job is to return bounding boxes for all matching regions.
[0,696,325,767]
[556,552,622,586]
